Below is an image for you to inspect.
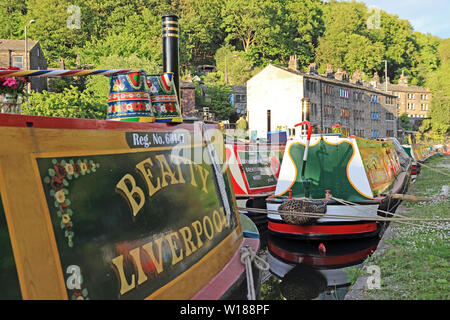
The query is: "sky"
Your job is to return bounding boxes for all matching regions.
[357,0,450,38]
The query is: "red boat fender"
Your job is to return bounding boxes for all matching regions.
[318,243,326,255]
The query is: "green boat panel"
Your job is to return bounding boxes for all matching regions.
[0,192,22,299]
[276,137,372,202]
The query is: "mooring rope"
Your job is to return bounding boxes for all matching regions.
[237,203,450,231]
[240,245,269,300]
[419,162,450,178]
[330,197,449,231]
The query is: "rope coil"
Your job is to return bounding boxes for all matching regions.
[240,245,269,300]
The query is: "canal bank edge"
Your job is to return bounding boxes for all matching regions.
[343,222,398,300]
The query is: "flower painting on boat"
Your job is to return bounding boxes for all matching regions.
[42,159,100,248]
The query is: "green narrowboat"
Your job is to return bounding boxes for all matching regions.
[267,121,410,240]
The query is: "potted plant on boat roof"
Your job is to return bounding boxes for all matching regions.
[0,66,28,114]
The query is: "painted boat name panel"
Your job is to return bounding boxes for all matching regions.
[36,143,238,300]
[226,142,285,196]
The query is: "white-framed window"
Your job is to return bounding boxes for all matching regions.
[12,55,23,69]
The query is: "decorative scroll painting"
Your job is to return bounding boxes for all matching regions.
[357,139,400,196]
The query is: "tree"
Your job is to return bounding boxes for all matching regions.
[179,0,226,66]
[214,45,255,86]
[80,8,162,66]
[399,113,412,131]
[25,0,92,67]
[195,73,234,120]
[426,38,450,136]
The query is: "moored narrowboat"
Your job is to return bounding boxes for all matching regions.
[0,14,261,300]
[226,137,285,232]
[266,121,410,240]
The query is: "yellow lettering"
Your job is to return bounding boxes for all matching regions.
[115,174,145,217]
[141,237,164,274]
[155,154,179,187]
[170,155,186,184]
[165,232,183,265]
[212,210,223,233]
[191,220,204,248]
[136,158,161,197]
[203,216,214,240]
[187,160,198,188]
[111,255,135,295]
[129,247,148,285]
[178,226,197,256]
[196,165,209,193]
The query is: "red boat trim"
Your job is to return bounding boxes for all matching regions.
[268,220,378,235]
[191,237,259,300]
[268,241,378,267]
[0,113,195,131]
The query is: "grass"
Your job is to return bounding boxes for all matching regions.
[362,154,450,300]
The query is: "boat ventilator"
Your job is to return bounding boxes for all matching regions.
[240,245,269,300]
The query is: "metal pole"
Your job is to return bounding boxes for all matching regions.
[24,25,27,71]
[383,60,388,92]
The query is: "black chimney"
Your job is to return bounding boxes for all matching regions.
[162,14,180,108]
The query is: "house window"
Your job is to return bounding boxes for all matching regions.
[408,93,415,99]
[235,94,246,103]
[371,129,380,138]
[12,55,23,69]
[370,112,380,120]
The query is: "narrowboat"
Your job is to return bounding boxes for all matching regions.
[266,121,410,240]
[0,14,260,300]
[402,143,435,176]
[225,136,285,232]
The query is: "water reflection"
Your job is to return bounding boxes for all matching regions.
[261,232,380,300]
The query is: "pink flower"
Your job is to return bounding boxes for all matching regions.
[3,77,18,88]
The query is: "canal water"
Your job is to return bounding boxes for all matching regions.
[257,228,381,300]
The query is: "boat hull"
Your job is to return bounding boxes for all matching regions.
[0,113,254,300]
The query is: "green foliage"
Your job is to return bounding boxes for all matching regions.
[214,45,256,86]
[195,73,234,121]
[22,86,107,119]
[1,0,446,128]
[399,113,412,131]
[426,39,450,136]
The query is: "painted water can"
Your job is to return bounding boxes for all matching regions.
[107,71,155,122]
[146,73,183,123]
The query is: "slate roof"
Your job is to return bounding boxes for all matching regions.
[0,39,39,51]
